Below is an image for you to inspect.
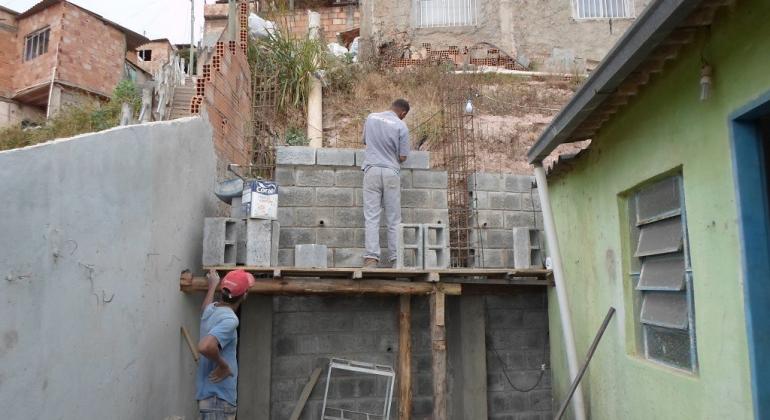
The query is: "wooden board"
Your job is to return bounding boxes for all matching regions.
[289,367,323,420]
[182,276,462,296]
[398,295,412,420]
[430,291,447,420]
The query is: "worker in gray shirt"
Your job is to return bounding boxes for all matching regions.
[361,99,411,268]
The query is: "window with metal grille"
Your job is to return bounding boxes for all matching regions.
[24,27,50,61]
[573,0,635,19]
[628,176,697,372]
[419,0,478,28]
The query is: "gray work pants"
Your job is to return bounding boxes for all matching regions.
[363,166,401,262]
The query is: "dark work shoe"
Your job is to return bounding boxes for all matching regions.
[363,258,379,269]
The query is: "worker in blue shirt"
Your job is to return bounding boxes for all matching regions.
[196,269,254,419]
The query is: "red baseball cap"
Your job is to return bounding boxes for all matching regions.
[221,270,255,298]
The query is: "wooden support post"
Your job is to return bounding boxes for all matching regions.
[398,295,412,420]
[430,290,447,419]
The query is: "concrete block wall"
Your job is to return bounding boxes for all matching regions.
[485,292,552,419]
[268,292,551,419]
[275,147,448,267]
[270,296,403,419]
[468,173,544,268]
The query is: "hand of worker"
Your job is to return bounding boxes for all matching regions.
[208,361,233,383]
[206,269,220,289]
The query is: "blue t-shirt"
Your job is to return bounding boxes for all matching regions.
[361,110,410,172]
[195,303,239,406]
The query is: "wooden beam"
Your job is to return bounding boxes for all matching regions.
[182,276,462,296]
[398,295,412,420]
[430,291,447,420]
[180,326,199,363]
[289,367,323,420]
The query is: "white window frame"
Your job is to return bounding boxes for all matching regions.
[572,0,635,20]
[418,0,478,28]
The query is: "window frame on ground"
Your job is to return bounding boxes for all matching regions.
[627,175,698,373]
[418,0,478,28]
[24,26,50,62]
[573,0,635,19]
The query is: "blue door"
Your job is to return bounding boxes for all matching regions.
[731,93,770,419]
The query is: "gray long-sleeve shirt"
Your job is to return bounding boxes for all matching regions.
[361,110,410,172]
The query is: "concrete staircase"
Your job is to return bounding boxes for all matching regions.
[169,77,196,119]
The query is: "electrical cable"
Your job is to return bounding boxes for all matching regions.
[484,296,548,393]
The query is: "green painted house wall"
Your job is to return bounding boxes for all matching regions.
[545,1,770,419]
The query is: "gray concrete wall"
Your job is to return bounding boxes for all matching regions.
[0,117,219,420]
[269,293,551,419]
[360,0,651,68]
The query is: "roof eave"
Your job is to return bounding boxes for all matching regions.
[527,0,703,164]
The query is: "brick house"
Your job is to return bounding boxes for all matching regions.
[135,39,178,76]
[0,0,149,128]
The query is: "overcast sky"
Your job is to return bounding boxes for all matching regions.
[0,0,213,44]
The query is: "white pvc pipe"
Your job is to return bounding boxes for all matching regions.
[533,163,587,420]
[307,11,323,148]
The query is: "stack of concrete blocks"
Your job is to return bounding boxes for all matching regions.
[467,173,543,268]
[275,146,448,267]
[396,224,424,269]
[513,227,546,269]
[203,217,238,266]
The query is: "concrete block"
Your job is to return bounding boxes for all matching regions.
[315,187,355,207]
[504,211,537,229]
[522,190,542,211]
[412,208,449,225]
[316,148,356,166]
[279,228,316,247]
[431,190,448,209]
[277,207,295,227]
[237,219,276,267]
[471,210,505,229]
[513,228,531,269]
[334,248,365,267]
[276,146,316,165]
[230,196,245,218]
[278,249,295,266]
[424,224,449,269]
[504,174,535,192]
[333,207,364,228]
[412,170,448,189]
[401,189,432,208]
[402,151,430,169]
[396,224,424,269]
[354,188,364,206]
[203,217,238,266]
[334,168,364,187]
[275,166,295,186]
[354,149,366,166]
[489,192,521,211]
[278,186,314,206]
[474,229,514,249]
[470,191,490,209]
[473,248,508,268]
[295,208,333,227]
[295,167,335,187]
[400,169,413,189]
[295,244,328,268]
[317,228,356,247]
[468,173,501,191]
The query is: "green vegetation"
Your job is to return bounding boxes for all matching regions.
[0,80,141,152]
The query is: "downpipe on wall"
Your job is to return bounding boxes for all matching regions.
[533,162,587,420]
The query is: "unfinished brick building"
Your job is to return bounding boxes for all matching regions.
[0,0,149,128]
[135,39,178,76]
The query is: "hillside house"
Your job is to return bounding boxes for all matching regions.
[528,0,769,418]
[360,0,653,72]
[0,0,149,128]
[135,39,178,76]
